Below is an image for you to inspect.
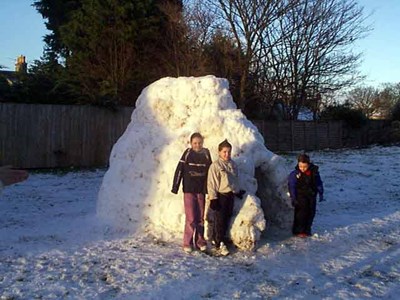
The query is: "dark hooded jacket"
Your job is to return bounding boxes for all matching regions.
[288,163,324,203]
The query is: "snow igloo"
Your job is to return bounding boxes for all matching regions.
[97,75,292,250]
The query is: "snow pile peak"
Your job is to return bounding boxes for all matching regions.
[97,76,291,249]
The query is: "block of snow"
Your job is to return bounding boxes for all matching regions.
[97,75,292,249]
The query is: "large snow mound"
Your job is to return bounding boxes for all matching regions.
[97,75,292,249]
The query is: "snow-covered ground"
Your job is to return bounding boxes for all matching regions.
[1,145,399,299]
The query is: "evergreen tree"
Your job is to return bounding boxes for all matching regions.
[33,0,81,60]
[33,0,183,105]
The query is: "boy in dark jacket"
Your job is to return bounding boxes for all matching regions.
[288,153,324,237]
[172,133,212,253]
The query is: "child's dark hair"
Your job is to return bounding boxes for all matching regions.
[190,132,203,142]
[218,139,232,151]
[297,153,310,164]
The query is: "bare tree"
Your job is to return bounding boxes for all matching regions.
[206,0,295,110]
[346,86,380,118]
[203,0,369,119]
[377,82,400,119]
[157,0,222,76]
[262,0,370,119]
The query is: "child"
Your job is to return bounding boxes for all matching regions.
[171,133,212,253]
[207,139,244,256]
[288,153,324,237]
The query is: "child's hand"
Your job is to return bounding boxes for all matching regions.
[319,195,325,202]
[209,199,220,211]
[171,188,178,194]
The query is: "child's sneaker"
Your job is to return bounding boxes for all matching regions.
[219,242,229,256]
[199,245,207,252]
[295,233,308,238]
[183,246,193,253]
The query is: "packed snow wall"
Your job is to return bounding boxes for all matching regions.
[97,75,292,249]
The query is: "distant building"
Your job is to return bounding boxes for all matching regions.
[0,55,27,85]
[15,55,27,73]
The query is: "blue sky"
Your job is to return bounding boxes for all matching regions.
[354,0,400,86]
[0,1,48,69]
[1,0,399,87]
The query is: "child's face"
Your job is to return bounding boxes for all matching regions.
[298,162,309,173]
[190,137,203,152]
[219,147,232,161]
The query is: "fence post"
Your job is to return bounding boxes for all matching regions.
[314,121,318,150]
[327,121,330,148]
[277,121,281,151]
[291,121,294,151]
[340,121,344,148]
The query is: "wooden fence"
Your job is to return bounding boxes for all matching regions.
[253,120,343,152]
[0,103,390,168]
[340,119,391,148]
[0,103,133,168]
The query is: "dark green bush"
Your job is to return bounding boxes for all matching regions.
[320,103,367,128]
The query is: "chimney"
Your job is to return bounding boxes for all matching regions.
[15,55,27,73]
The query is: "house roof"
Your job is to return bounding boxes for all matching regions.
[0,70,19,85]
